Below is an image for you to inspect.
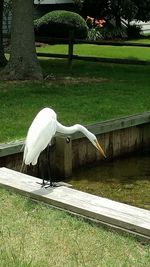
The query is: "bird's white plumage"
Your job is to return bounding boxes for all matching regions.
[24,108,57,165]
[23,107,106,167]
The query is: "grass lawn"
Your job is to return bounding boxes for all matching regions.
[0,59,150,143]
[0,46,150,266]
[0,188,149,267]
[37,41,150,61]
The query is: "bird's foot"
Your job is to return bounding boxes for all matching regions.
[41,180,60,188]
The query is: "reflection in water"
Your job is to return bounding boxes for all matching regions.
[67,153,150,210]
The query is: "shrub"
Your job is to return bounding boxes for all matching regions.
[127,24,141,39]
[87,28,103,41]
[34,10,88,39]
[100,21,127,40]
[85,16,105,41]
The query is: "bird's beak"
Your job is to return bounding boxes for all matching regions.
[95,140,106,158]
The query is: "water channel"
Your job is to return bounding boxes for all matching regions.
[67,153,150,210]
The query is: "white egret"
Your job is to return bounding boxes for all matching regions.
[23,107,106,186]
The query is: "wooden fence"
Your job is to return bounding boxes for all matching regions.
[4,33,150,65]
[35,35,150,65]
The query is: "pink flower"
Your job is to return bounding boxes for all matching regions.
[86,16,94,23]
[86,16,106,28]
[95,19,106,28]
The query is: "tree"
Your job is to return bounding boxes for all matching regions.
[108,0,150,26]
[75,0,108,19]
[1,0,43,80]
[105,0,138,27]
[0,0,7,67]
[3,0,12,34]
[102,0,138,28]
[75,0,150,25]
[134,0,150,22]
[121,0,138,24]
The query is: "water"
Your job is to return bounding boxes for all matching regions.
[67,153,150,210]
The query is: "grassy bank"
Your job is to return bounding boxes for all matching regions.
[0,188,149,267]
[0,60,150,143]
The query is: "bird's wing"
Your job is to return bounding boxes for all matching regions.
[24,108,57,165]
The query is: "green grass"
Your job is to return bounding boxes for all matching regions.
[37,42,150,61]
[127,38,150,44]
[0,45,150,266]
[0,188,149,267]
[0,59,150,143]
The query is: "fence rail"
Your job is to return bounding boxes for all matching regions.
[4,34,150,65]
[35,35,150,65]
[34,35,150,47]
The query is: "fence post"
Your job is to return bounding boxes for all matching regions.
[68,30,74,66]
[54,136,72,179]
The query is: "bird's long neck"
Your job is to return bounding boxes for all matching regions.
[56,121,90,138]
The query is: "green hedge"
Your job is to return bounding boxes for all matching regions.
[34,10,88,39]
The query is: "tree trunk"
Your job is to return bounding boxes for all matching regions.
[112,0,121,28]
[115,13,121,28]
[1,0,43,80]
[0,0,7,67]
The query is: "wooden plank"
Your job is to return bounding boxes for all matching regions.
[37,52,68,59]
[0,167,149,243]
[1,112,149,158]
[36,52,150,65]
[34,35,150,48]
[34,34,150,47]
[0,138,55,157]
[75,38,150,48]
[72,112,150,140]
[55,137,72,177]
[0,140,24,157]
[68,30,74,65]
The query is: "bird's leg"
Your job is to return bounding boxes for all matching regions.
[40,167,49,187]
[47,156,53,187]
[38,153,48,187]
[40,161,46,187]
[42,176,45,186]
[43,145,53,187]
[39,145,56,188]
[47,144,56,187]
[40,160,44,186]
